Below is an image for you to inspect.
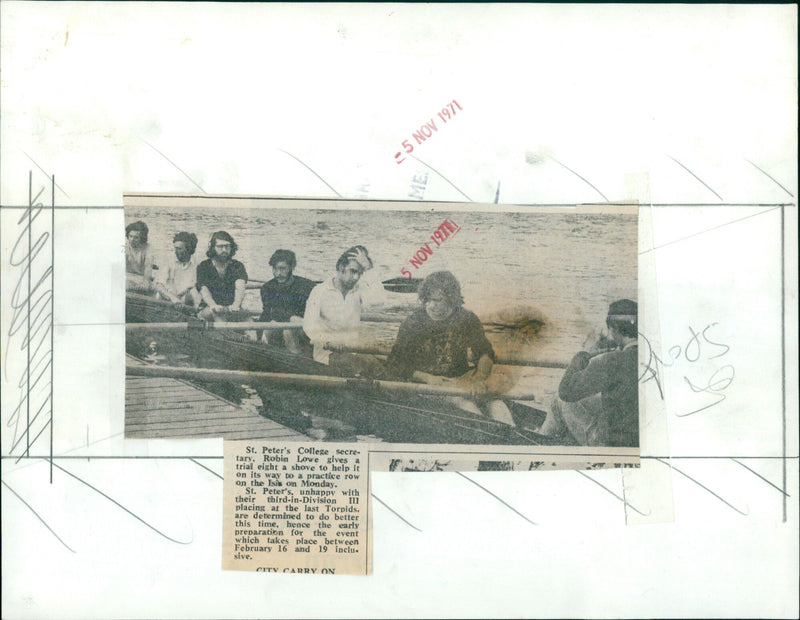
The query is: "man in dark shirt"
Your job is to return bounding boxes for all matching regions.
[386,271,514,425]
[538,299,639,447]
[196,231,248,322]
[258,249,315,352]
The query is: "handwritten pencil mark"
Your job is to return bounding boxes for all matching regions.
[745,159,794,198]
[5,173,54,460]
[140,138,207,194]
[1,480,76,553]
[575,470,651,516]
[189,458,223,480]
[19,150,70,198]
[456,472,537,525]
[409,154,473,202]
[50,461,193,544]
[276,149,342,197]
[547,156,609,202]
[640,206,781,255]
[667,155,724,201]
[371,494,422,532]
[729,458,790,497]
[655,458,748,515]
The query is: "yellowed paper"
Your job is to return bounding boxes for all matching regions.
[223,441,371,575]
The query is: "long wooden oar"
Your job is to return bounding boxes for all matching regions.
[125,364,539,401]
[323,343,569,369]
[245,277,423,294]
[126,321,302,332]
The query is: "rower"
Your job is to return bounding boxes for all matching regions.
[196,231,249,322]
[385,270,516,425]
[154,231,202,308]
[537,299,639,447]
[257,249,315,354]
[303,246,386,376]
[125,220,157,293]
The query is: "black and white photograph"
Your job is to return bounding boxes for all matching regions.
[124,196,638,450]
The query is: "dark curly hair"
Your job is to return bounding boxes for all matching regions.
[206,231,238,258]
[269,249,297,268]
[125,221,149,243]
[173,231,198,255]
[419,271,464,307]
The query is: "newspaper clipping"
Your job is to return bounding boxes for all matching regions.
[223,441,370,575]
[123,194,640,570]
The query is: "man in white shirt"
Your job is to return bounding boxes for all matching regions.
[303,246,385,373]
[155,231,201,307]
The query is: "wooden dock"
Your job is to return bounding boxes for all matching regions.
[125,356,306,440]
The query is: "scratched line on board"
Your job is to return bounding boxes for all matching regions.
[49,460,194,544]
[667,155,724,201]
[1,480,76,553]
[546,156,609,202]
[139,138,207,194]
[639,206,782,255]
[574,470,651,517]
[729,458,790,497]
[189,458,223,480]
[409,154,473,202]
[371,494,422,532]
[277,149,342,198]
[745,159,794,198]
[654,458,748,516]
[456,472,537,525]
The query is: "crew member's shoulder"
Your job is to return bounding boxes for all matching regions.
[454,307,482,324]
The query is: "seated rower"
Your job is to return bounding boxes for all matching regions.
[537,299,639,447]
[125,220,157,293]
[385,271,515,425]
[303,245,386,376]
[257,250,316,354]
[154,231,202,308]
[196,231,249,322]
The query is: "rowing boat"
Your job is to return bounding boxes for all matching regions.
[125,292,552,444]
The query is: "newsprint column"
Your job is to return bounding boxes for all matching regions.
[222,441,371,575]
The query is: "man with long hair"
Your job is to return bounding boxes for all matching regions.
[386,270,515,425]
[196,231,248,321]
[125,220,157,292]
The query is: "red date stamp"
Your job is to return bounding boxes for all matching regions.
[400,219,462,278]
[394,99,463,164]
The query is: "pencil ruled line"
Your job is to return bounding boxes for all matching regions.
[729,458,789,497]
[456,472,537,525]
[547,156,609,202]
[667,155,724,201]
[371,493,422,532]
[655,458,748,516]
[640,207,781,254]
[276,149,342,198]
[746,159,794,198]
[409,155,473,202]
[50,460,194,544]
[19,150,71,198]
[575,470,651,517]
[1,480,76,553]
[189,458,223,480]
[140,138,207,194]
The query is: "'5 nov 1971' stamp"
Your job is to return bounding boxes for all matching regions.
[394,99,463,164]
